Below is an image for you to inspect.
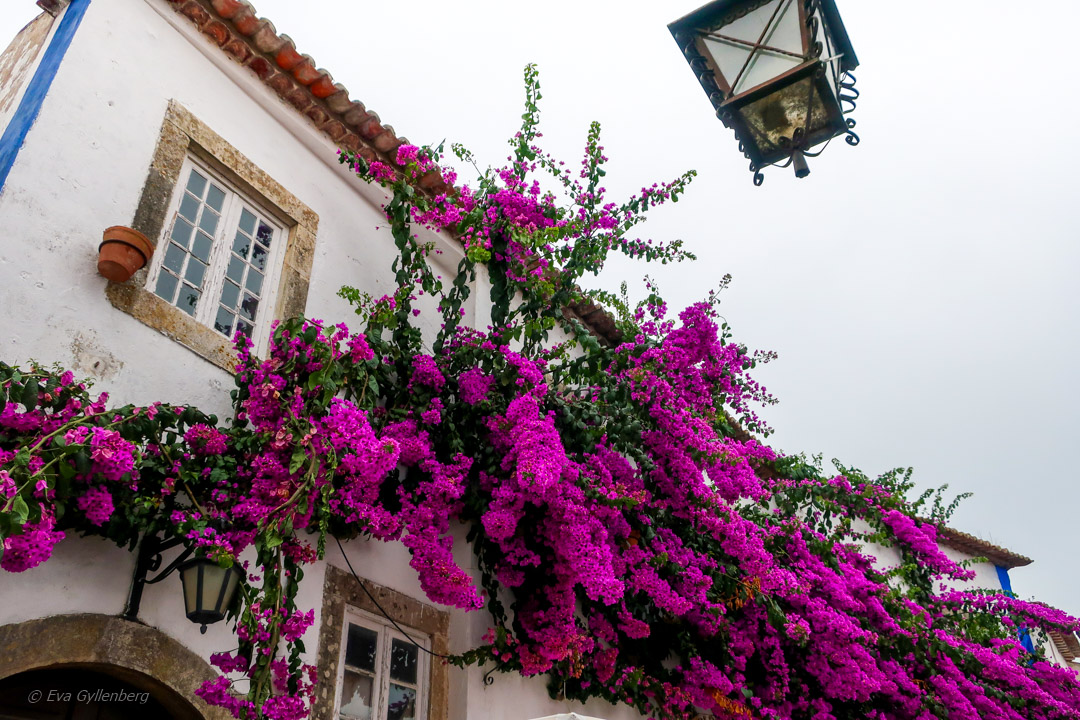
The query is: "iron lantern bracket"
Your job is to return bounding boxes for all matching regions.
[122,532,193,621]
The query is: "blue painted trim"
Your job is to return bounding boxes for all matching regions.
[996,564,1036,653]
[0,0,92,193]
[995,564,1014,593]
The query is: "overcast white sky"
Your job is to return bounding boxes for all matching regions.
[3,1,1078,614]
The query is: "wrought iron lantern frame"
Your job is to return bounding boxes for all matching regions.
[669,0,860,184]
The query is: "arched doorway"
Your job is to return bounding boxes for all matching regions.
[0,667,177,719]
[0,614,233,720]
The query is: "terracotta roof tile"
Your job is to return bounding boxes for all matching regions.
[274,37,303,71]
[324,87,353,114]
[202,20,230,47]
[232,10,260,37]
[292,59,321,86]
[309,71,336,99]
[251,21,285,54]
[209,0,244,19]
[179,1,211,28]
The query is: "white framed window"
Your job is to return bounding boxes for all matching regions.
[337,607,429,720]
[146,155,288,354]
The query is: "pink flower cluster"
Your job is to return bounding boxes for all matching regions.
[1,512,64,572]
[185,424,228,456]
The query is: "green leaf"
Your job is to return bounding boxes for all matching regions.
[289,449,307,475]
[21,381,37,411]
[11,495,29,525]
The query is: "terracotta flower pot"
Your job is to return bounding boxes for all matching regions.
[98,226,154,283]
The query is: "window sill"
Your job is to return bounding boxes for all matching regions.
[106,269,239,373]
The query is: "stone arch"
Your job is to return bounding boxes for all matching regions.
[0,613,233,720]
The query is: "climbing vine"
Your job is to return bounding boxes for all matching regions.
[2,66,1079,720]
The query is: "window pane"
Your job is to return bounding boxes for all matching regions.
[251,243,268,271]
[199,208,220,236]
[206,184,226,212]
[179,193,200,222]
[239,208,256,235]
[171,218,194,248]
[245,268,263,295]
[227,256,245,283]
[256,222,274,248]
[186,170,207,198]
[154,272,178,303]
[236,319,253,339]
[192,232,213,263]
[345,625,378,672]
[220,280,240,310]
[163,243,186,273]
[339,670,373,720]
[232,231,250,260]
[389,639,418,684]
[177,285,200,316]
[184,258,207,287]
[214,307,235,339]
[240,293,259,322]
[387,684,416,720]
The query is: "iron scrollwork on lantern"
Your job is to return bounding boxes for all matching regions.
[669,0,860,184]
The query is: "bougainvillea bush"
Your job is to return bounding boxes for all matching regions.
[3,66,1079,720]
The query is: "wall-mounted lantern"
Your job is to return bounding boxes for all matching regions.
[178,557,243,634]
[669,0,860,184]
[123,533,242,634]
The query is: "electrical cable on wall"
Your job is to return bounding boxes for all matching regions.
[334,536,453,660]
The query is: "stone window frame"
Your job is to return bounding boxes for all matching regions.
[315,565,450,720]
[107,100,317,372]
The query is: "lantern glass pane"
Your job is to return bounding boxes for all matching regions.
[200,564,229,613]
[702,0,804,95]
[222,565,240,612]
[737,76,832,154]
[180,564,200,615]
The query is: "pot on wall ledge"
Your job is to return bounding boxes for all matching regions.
[98,226,153,283]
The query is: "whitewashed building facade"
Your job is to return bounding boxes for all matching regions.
[0,1,1069,719]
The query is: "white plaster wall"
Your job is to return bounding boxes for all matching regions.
[939,544,1003,592]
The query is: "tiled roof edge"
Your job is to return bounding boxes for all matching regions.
[1049,629,1080,663]
[929,522,1034,569]
[164,0,453,195]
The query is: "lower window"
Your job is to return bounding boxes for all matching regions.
[338,608,429,720]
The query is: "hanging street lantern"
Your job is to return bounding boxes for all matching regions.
[669,0,860,184]
[178,557,243,633]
